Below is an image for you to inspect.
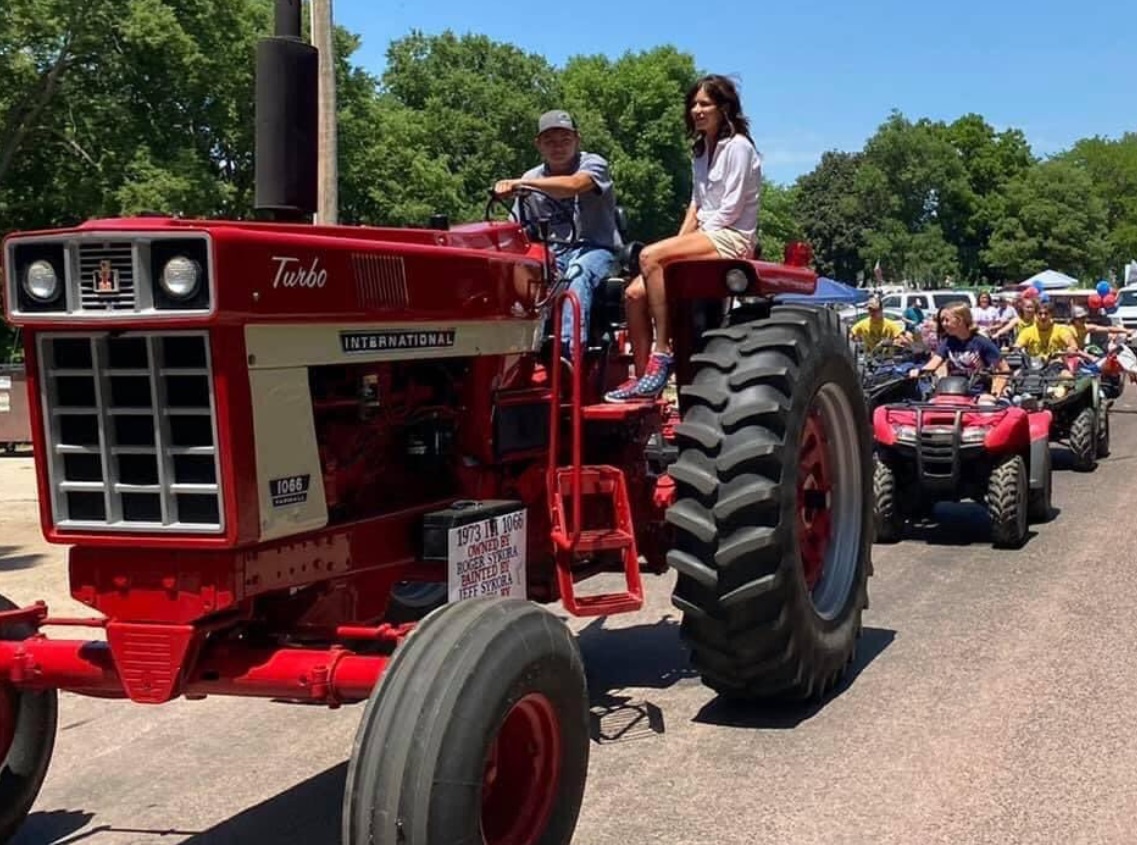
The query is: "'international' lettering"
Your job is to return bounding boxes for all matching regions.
[340,330,457,354]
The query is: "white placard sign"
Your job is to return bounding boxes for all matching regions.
[448,508,527,602]
[0,377,10,389]
[0,392,8,413]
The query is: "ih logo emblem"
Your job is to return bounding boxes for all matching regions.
[94,259,119,294]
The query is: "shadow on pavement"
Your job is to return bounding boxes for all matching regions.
[178,763,346,845]
[577,615,698,747]
[577,614,697,696]
[0,544,43,571]
[11,810,94,845]
[898,504,1047,549]
[691,626,897,731]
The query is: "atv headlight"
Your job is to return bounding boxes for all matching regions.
[160,256,201,299]
[893,425,917,442]
[961,427,989,443]
[24,260,59,302]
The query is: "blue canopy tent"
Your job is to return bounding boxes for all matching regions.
[776,277,870,305]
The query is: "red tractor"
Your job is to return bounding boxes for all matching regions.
[0,7,874,844]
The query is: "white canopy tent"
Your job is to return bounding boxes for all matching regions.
[1017,269,1080,291]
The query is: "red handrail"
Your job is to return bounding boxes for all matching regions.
[548,290,583,550]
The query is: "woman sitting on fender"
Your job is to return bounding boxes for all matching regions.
[604,74,762,403]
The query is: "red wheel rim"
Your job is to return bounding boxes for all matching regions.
[0,685,16,764]
[797,405,833,591]
[481,692,562,845]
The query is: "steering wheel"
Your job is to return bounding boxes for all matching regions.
[484,185,579,247]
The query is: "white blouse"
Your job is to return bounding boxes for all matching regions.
[691,133,762,242]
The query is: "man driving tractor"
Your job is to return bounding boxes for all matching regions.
[493,109,623,359]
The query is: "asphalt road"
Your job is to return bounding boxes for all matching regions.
[6,394,1137,845]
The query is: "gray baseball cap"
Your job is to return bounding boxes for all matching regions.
[538,109,576,135]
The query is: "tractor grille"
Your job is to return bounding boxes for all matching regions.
[38,331,223,533]
[77,242,137,311]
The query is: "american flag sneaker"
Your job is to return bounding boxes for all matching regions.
[603,376,641,403]
[626,352,673,399]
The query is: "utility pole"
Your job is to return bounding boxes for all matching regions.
[311,0,338,224]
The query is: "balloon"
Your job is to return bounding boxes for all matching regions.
[1039,293,1050,303]
[1088,293,1103,309]
[1022,286,1039,299]
[1103,292,1118,309]
[1033,280,1045,292]
[1097,280,1112,296]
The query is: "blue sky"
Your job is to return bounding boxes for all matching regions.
[333,0,1134,185]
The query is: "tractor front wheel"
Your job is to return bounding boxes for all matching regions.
[1068,407,1097,472]
[0,595,58,844]
[667,304,873,702]
[342,597,590,845]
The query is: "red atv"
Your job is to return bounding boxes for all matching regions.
[872,374,1054,548]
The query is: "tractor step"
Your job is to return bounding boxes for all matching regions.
[549,464,644,617]
[581,401,667,423]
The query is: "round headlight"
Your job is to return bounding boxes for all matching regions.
[160,256,200,299]
[24,260,59,302]
[724,268,750,294]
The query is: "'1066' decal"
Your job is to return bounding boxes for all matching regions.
[272,256,327,289]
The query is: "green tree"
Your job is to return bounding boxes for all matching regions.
[792,151,868,282]
[982,159,1109,281]
[1063,134,1137,269]
[758,180,802,262]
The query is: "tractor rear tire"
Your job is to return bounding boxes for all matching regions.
[873,455,902,543]
[988,455,1028,549]
[0,594,58,844]
[1068,406,1097,472]
[667,304,873,702]
[342,597,590,845]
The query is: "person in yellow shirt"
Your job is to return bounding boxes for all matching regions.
[1014,302,1079,358]
[850,297,909,353]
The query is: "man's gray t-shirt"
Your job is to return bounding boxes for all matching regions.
[515,152,622,251]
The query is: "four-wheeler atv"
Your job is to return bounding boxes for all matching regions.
[856,338,931,413]
[0,7,876,843]
[872,373,1054,549]
[1004,351,1110,471]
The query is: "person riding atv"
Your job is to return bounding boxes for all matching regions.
[909,303,1011,404]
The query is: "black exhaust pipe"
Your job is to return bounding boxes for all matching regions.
[254,0,318,221]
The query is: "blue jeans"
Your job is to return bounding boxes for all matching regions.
[554,245,620,354]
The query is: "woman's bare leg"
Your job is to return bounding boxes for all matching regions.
[640,232,721,352]
[623,277,650,375]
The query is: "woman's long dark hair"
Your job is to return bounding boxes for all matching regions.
[685,74,752,157]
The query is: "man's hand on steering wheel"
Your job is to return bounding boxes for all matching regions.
[493,179,523,199]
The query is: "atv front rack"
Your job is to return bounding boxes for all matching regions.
[900,403,1010,489]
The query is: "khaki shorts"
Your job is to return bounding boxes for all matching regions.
[702,227,754,260]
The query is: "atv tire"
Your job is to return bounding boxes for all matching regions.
[873,455,903,543]
[343,597,589,845]
[1068,406,1097,472]
[667,304,873,702]
[1027,445,1053,524]
[1097,407,1111,459]
[0,594,58,844]
[988,454,1028,549]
